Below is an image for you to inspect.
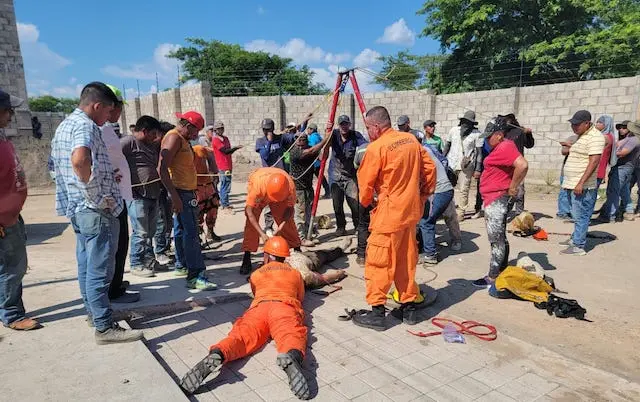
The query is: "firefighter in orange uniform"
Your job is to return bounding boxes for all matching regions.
[192,145,221,242]
[180,236,310,400]
[354,106,436,331]
[240,167,301,274]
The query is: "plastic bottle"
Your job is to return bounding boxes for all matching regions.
[442,324,465,344]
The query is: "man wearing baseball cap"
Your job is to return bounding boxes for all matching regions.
[328,114,368,237]
[158,111,217,290]
[208,121,242,211]
[560,110,604,256]
[397,115,424,143]
[0,89,40,331]
[422,120,443,153]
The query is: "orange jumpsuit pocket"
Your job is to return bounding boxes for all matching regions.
[366,233,391,269]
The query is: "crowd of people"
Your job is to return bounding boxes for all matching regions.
[1,80,639,399]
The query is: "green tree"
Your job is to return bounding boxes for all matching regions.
[417,0,640,93]
[375,52,446,91]
[29,95,78,113]
[169,39,328,96]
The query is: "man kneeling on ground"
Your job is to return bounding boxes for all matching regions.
[180,236,311,400]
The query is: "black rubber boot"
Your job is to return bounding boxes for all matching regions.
[401,303,418,325]
[352,305,386,331]
[277,349,310,400]
[180,349,224,394]
[240,252,252,275]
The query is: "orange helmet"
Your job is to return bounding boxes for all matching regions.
[266,172,290,202]
[264,236,290,258]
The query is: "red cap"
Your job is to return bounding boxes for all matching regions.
[175,111,205,131]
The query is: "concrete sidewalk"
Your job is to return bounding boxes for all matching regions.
[3,189,640,400]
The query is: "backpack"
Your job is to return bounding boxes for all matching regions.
[425,144,458,187]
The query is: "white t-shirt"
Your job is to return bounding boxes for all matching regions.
[445,126,483,171]
[101,124,133,201]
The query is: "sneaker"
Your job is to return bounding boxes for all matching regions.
[277,350,310,400]
[471,210,484,219]
[559,238,574,247]
[335,227,347,237]
[399,303,419,325]
[311,238,320,245]
[7,317,40,331]
[111,291,141,304]
[352,306,386,331]
[356,256,366,267]
[560,246,586,256]
[421,254,438,266]
[174,267,188,277]
[624,212,635,221]
[130,267,155,278]
[187,275,218,291]
[450,240,462,252]
[556,214,571,220]
[95,323,144,345]
[180,350,224,394]
[472,276,494,288]
[562,217,574,223]
[156,253,174,266]
[86,316,94,328]
[592,216,611,224]
[457,211,465,222]
[121,280,130,289]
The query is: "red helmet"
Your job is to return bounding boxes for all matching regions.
[175,111,205,131]
[266,172,290,202]
[264,236,290,258]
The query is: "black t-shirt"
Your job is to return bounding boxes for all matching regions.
[289,144,315,189]
[504,127,534,155]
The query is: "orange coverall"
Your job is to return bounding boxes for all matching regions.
[242,167,301,252]
[357,128,436,305]
[209,261,307,360]
[192,145,219,232]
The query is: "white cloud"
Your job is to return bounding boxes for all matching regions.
[102,43,181,84]
[310,65,340,89]
[17,22,71,71]
[51,84,83,98]
[377,18,416,46]
[245,38,351,65]
[69,77,77,84]
[257,6,265,14]
[353,48,382,68]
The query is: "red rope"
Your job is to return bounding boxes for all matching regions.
[407,317,498,341]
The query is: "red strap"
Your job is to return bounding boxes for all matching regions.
[407,317,497,341]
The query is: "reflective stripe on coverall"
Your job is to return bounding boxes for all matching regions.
[242,167,301,252]
[209,261,307,361]
[357,128,436,305]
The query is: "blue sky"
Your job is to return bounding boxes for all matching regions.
[14,0,440,99]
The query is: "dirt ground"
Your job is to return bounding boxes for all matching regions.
[17,183,640,386]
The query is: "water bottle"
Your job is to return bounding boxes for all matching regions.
[442,323,465,344]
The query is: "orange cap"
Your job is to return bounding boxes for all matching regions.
[266,172,290,202]
[264,236,290,257]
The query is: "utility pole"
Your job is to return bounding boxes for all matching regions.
[156,72,160,93]
[136,79,141,98]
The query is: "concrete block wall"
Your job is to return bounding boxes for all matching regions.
[0,0,29,137]
[139,93,158,118]
[362,90,434,136]
[157,88,181,123]
[180,82,213,124]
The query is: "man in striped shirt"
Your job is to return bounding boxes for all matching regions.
[559,110,604,256]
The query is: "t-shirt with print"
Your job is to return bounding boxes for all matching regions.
[121,135,161,199]
[445,126,483,171]
[424,135,443,153]
[246,167,296,209]
[0,130,27,226]
[102,124,133,201]
[562,125,605,190]
[616,135,640,168]
[289,144,314,190]
[212,135,232,171]
[480,139,521,207]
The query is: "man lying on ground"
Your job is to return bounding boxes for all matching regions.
[180,236,311,400]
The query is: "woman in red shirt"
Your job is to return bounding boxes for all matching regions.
[595,115,616,188]
[473,117,529,288]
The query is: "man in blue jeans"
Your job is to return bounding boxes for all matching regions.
[122,116,163,277]
[52,82,143,343]
[417,145,455,265]
[209,121,242,211]
[158,111,217,290]
[0,89,40,331]
[559,110,604,256]
[154,121,176,266]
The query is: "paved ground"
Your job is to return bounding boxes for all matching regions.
[2,183,640,401]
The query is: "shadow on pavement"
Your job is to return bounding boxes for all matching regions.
[423,278,484,319]
[25,222,69,246]
[585,230,617,252]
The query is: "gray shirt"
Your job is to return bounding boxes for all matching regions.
[121,136,161,199]
[616,134,640,168]
[424,145,454,194]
